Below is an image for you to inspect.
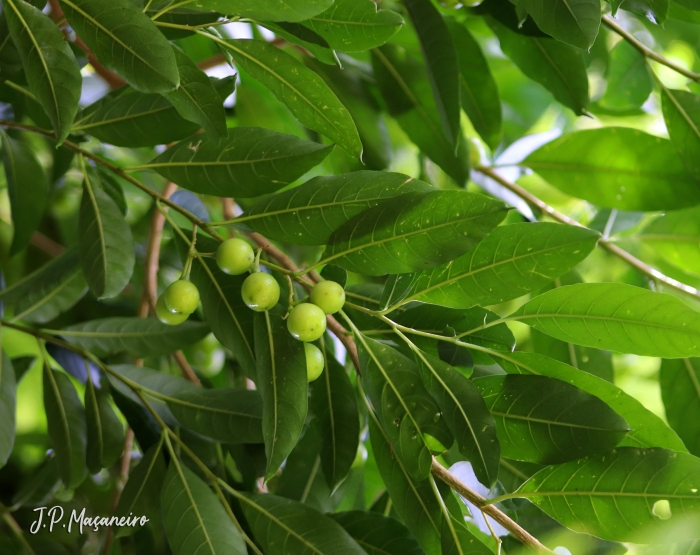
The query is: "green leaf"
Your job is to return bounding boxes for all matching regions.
[60,318,210,358]
[640,206,700,276]
[660,88,700,180]
[3,0,81,142]
[222,39,362,158]
[189,0,333,22]
[441,510,493,555]
[474,374,629,464]
[321,190,507,276]
[404,0,461,148]
[239,492,367,554]
[254,308,308,481]
[487,18,589,115]
[598,40,652,112]
[619,0,669,23]
[660,358,700,456]
[43,364,87,488]
[302,0,404,52]
[400,222,599,309]
[163,47,227,139]
[85,374,124,474]
[240,171,432,246]
[520,0,600,50]
[10,457,61,509]
[523,128,700,210]
[161,460,246,555]
[59,0,179,93]
[372,45,470,185]
[78,164,135,299]
[1,130,49,255]
[447,19,502,150]
[513,447,700,543]
[310,338,360,491]
[0,351,16,468]
[330,511,425,555]
[144,128,332,198]
[511,283,700,358]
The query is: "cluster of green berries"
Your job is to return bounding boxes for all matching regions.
[156,279,200,326]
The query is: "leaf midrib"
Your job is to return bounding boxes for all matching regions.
[45,367,73,480]
[11,270,83,322]
[74,104,174,131]
[489,409,625,431]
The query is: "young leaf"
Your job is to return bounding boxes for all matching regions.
[1,130,49,255]
[0,351,16,468]
[310,339,360,491]
[302,0,404,52]
[144,128,332,198]
[254,308,308,481]
[520,0,601,50]
[640,206,700,276]
[222,39,362,158]
[511,283,700,358]
[3,0,81,143]
[161,461,247,555]
[660,358,700,456]
[59,0,180,93]
[163,47,228,139]
[321,190,507,276]
[524,128,700,210]
[514,448,700,543]
[43,364,87,488]
[78,164,135,299]
[189,0,333,22]
[60,318,210,358]
[85,373,124,474]
[330,511,425,555]
[660,88,700,180]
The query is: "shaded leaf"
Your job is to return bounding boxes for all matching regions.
[331,510,426,555]
[85,373,124,473]
[10,457,61,509]
[0,351,16,468]
[599,39,652,111]
[170,190,210,223]
[661,88,700,180]
[640,206,700,276]
[520,0,600,50]
[45,344,100,385]
[660,358,700,456]
[190,0,333,22]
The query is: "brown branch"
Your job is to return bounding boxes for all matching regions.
[30,232,64,257]
[431,459,555,554]
[198,54,227,71]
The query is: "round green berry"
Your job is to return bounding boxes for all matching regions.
[287,303,327,342]
[216,238,255,275]
[164,280,200,315]
[310,280,345,315]
[304,343,324,382]
[156,295,189,325]
[241,272,280,312]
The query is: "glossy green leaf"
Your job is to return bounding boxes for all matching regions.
[524,128,700,210]
[254,308,308,480]
[619,0,669,22]
[511,283,700,358]
[404,0,461,148]
[3,0,81,142]
[78,165,135,299]
[145,128,332,198]
[189,0,333,22]
[661,88,700,180]
[302,0,404,52]
[43,364,87,488]
[400,223,599,309]
[0,351,16,468]
[163,47,227,139]
[447,19,502,150]
[310,338,360,491]
[495,351,688,452]
[60,318,210,358]
[372,45,470,185]
[321,190,507,276]
[240,171,432,246]
[161,460,246,555]
[222,39,362,158]
[1,130,49,255]
[331,511,425,555]
[640,206,700,276]
[85,373,124,473]
[520,0,600,50]
[59,0,179,93]
[513,448,700,543]
[488,18,589,115]
[660,358,700,456]
[598,40,652,111]
[474,374,629,464]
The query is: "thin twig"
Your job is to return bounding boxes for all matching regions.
[30,232,65,258]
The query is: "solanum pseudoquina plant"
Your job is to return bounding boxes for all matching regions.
[0,0,700,553]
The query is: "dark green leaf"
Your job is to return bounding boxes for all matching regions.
[1,130,49,255]
[0,351,16,468]
[321,190,507,276]
[524,128,700,210]
[661,88,700,180]
[85,373,124,473]
[640,206,700,276]
[190,0,333,22]
[660,358,700,456]
[10,457,60,509]
[59,0,180,93]
[331,511,425,555]
[520,0,600,50]
[145,128,332,198]
[599,40,652,111]
[4,0,81,142]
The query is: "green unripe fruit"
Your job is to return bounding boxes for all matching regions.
[216,238,255,275]
[164,280,200,314]
[304,343,324,382]
[242,272,280,312]
[287,303,327,342]
[156,296,189,325]
[310,280,345,315]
